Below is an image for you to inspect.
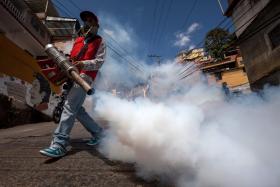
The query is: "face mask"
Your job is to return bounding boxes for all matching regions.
[83,24,98,37]
[89,26,98,35]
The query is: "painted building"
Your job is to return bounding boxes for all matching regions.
[177,48,250,93]
[0,0,79,126]
[201,49,250,93]
[177,48,208,63]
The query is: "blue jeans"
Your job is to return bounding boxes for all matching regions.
[52,82,102,148]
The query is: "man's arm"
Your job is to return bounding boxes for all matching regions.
[79,40,106,71]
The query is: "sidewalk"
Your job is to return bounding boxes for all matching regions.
[0,122,160,186]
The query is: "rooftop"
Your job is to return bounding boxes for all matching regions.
[24,0,59,17]
[45,16,80,41]
[224,0,241,16]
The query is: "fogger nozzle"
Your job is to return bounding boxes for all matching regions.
[45,44,77,76]
[45,44,93,95]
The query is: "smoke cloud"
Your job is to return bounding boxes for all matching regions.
[92,61,280,187]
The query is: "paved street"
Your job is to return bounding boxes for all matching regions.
[0,122,160,187]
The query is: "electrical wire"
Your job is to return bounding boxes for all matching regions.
[178,0,260,79]
[154,0,174,51]
[180,0,199,32]
[148,0,160,53]
[150,0,165,53]
[68,0,82,11]
[51,0,145,74]
[100,28,145,70]
[179,7,274,80]
[54,0,73,17]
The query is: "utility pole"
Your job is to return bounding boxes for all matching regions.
[148,54,161,65]
[217,0,224,15]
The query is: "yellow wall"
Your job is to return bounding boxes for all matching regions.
[207,69,249,88]
[0,34,60,93]
[220,69,249,88]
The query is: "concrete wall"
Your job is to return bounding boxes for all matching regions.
[0,0,51,56]
[238,0,280,90]
[231,0,270,37]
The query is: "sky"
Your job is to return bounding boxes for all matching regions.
[53,0,231,64]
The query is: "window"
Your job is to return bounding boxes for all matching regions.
[30,17,46,38]
[250,0,260,6]
[215,72,222,80]
[268,24,280,49]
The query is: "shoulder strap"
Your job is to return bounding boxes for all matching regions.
[75,35,102,61]
[75,43,88,61]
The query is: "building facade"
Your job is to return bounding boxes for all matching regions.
[225,0,280,90]
[201,49,249,93]
[177,48,250,93]
[0,0,79,126]
[177,48,206,63]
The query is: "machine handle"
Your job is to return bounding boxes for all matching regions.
[70,71,94,95]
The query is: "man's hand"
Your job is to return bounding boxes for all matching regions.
[73,61,84,70]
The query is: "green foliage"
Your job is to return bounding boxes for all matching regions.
[204,28,235,61]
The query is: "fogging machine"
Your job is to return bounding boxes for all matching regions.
[37,44,93,95]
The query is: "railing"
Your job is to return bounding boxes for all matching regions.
[1,0,25,22]
[1,0,51,47]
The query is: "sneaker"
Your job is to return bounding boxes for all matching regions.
[39,144,71,158]
[86,137,101,146]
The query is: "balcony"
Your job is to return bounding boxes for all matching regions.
[0,0,52,55]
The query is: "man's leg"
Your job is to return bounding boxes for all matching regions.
[52,84,87,148]
[76,106,103,137]
[40,83,87,159]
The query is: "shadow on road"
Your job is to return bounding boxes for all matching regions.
[42,138,162,186]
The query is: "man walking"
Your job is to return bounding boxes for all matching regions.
[40,11,106,158]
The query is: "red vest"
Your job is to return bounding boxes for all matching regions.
[70,36,102,80]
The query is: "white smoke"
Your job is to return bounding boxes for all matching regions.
[92,61,280,187]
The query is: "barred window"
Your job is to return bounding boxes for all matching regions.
[249,0,260,6]
[215,72,222,81]
[268,24,280,49]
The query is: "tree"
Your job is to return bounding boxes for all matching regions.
[204,28,235,61]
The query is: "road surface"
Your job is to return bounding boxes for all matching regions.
[0,122,161,186]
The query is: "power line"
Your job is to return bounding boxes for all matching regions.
[150,0,165,53]
[68,0,82,11]
[100,28,145,70]
[179,4,272,80]
[106,46,139,74]
[217,0,225,15]
[54,0,73,17]
[180,0,199,32]
[180,63,203,80]
[52,2,72,17]
[107,44,144,73]
[222,0,256,32]
[177,15,229,76]
[148,0,159,54]
[178,0,253,78]
[154,0,174,51]
[60,0,154,70]
[178,17,228,76]
[103,36,145,73]
[148,54,161,65]
[52,0,145,74]
[222,0,252,30]
[179,61,199,76]
[179,0,248,57]
[153,0,173,50]
[227,12,280,49]
[180,12,280,80]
